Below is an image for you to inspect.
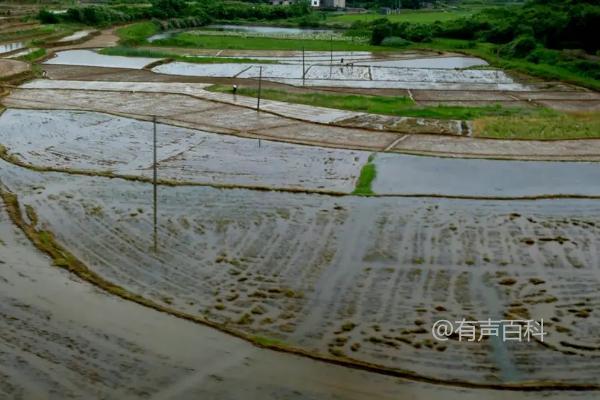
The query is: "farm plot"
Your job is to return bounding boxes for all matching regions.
[356,56,488,69]
[1,161,599,386]
[5,85,600,160]
[2,87,401,150]
[45,49,161,69]
[2,195,456,400]
[153,61,528,91]
[0,109,369,192]
[370,153,600,197]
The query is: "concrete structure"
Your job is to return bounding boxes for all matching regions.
[321,0,345,8]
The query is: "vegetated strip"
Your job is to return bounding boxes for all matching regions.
[2,145,600,202]
[0,186,598,392]
[207,84,541,122]
[353,153,376,196]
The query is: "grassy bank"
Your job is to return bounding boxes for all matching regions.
[208,84,540,120]
[208,85,599,139]
[153,32,390,52]
[100,46,277,64]
[326,10,475,26]
[16,48,46,62]
[474,112,600,140]
[115,21,159,45]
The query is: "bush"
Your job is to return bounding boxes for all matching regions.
[370,20,393,45]
[38,9,59,24]
[152,0,186,19]
[404,24,432,42]
[526,47,560,64]
[381,36,412,48]
[61,6,141,26]
[500,35,539,58]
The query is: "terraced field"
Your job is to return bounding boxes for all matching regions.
[1,158,599,387]
[1,32,600,399]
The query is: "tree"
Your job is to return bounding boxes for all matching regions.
[152,0,187,18]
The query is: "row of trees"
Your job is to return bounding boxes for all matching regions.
[39,0,313,26]
[367,0,599,80]
[370,0,599,53]
[346,0,439,9]
[441,0,599,53]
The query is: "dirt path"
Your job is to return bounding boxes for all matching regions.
[48,26,120,53]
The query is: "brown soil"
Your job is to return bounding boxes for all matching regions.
[0,58,29,78]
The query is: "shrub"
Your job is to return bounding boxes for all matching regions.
[381,36,412,48]
[500,35,539,58]
[38,9,59,24]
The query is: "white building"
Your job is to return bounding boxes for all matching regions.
[271,0,328,8]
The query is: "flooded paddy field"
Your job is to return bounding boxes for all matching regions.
[34,50,599,110]
[1,85,403,151]
[1,160,599,388]
[56,30,92,43]
[4,195,513,400]
[0,109,368,192]
[152,59,528,91]
[44,49,160,70]
[371,153,600,197]
[2,32,600,398]
[1,108,599,197]
[4,81,600,160]
[42,50,528,91]
[0,41,25,55]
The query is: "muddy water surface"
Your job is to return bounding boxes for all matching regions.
[45,49,161,69]
[372,153,600,197]
[1,159,599,387]
[0,109,368,192]
[0,41,25,54]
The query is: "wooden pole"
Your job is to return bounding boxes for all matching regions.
[330,35,333,65]
[153,115,158,253]
[257,66,262,111]
[302,46,305,86]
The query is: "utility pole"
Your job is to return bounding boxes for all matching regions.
[302,46,305,86]
[330,34,333,65]
[257,66,263,111]
[153,115,158,253]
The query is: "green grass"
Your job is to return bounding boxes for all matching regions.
[16,48,46,62]
[407,38,600,92]
[115,21,159,45]
[0,24,82,46]
[99,46,278,64]
[0,25,57,43]
[208,85,538,120]
[475,112,600,140]
[208,85,598,140]
[252,335,286,347]
[153,32,391,51]
[353,154,377,196]
[326,9,475,26]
